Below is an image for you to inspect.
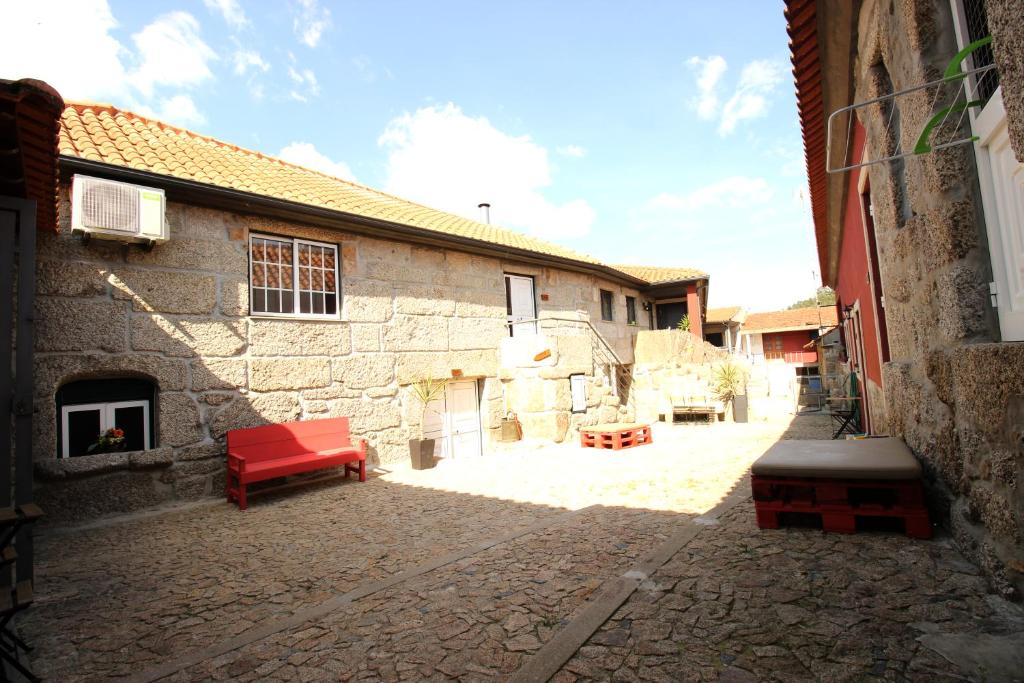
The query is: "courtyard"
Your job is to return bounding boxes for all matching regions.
[19,415,1024,682]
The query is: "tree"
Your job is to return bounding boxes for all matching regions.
[787,287,836,310]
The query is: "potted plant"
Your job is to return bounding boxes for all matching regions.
[407,377,449,469]
[87,427,126,455]
[712,361,747,422]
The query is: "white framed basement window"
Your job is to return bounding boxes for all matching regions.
[249,233,341,319]
[60,401,151,459]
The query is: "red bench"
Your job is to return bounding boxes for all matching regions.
[226,417,367,510]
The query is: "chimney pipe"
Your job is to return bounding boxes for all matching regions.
[478,202,490,224]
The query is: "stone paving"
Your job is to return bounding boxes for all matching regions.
[557,500,1024,682]
[18,414,1024,682]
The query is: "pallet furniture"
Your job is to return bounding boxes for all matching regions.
[0,503,44,682]
[671,407,716,425]
[751,438,931,538]
[580,423,652,450]
[668,378,723,426]
[227,417,367,510]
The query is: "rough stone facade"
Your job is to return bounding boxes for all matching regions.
[33,188,648,520]
[853,0,1024,598]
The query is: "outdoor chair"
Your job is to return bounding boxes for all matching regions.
[827,373,862,439]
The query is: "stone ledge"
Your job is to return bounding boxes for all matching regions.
[35,447,174,481]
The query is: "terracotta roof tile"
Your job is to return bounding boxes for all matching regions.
[706,306,744,324]
[609,264,707,285]
[743,306,839,332]
[59,101,707,285]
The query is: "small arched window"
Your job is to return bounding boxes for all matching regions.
[57,378,156,458]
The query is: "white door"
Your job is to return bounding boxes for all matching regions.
[505,274,537,336]
[447,380,482,458]
[421,380,481,459]
[974,88,1024,341]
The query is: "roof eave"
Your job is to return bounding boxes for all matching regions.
[60,155,656,288]
[786,0,859,287]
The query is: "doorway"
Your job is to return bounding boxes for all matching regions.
[655,301,686,330]
[422,379,483,459]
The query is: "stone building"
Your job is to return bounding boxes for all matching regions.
[32,102,710,519]
[787,0,1024,598]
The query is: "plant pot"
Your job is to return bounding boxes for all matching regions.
[732,395,749,423]
[409,439,437,470]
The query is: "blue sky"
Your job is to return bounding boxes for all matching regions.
[4,0,820,310]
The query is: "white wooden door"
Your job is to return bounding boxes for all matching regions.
[975,88,1024,341]
[421,380,481,459]
[505,274,537,335]
[447,380,482,458]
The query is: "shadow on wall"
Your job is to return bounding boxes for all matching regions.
[20,415,790,681]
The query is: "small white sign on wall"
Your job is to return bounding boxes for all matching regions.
[570,374,587,413]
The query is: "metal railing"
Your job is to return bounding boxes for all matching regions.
[509,316,633,411]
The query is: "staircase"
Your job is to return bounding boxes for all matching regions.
[537,317,637,418]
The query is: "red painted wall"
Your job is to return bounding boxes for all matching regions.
[761,330,817,364]
[834,121,884,387]
[686,284,703,340]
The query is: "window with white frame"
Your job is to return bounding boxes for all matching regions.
[249,234,340,318]
[951,0,1024,340]
[57,378,155,458]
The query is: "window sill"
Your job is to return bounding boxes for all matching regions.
[248,314,346,323]
[36,447,173,481]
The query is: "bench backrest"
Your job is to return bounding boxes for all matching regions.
[227,417,353,463]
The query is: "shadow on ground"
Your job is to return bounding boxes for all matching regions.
[17,414,1024,682]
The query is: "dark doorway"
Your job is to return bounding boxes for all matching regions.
[655,302,687,330]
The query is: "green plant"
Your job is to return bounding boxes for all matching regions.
[677,314,691,332]
[712,361,745,404]
[407,377,449,438]
[87,427,125,454]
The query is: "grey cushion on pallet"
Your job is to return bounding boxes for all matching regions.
[751,438,921,480]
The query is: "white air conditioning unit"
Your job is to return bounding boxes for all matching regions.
[71,174,168,244]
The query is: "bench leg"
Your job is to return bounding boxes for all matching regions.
[359,459,366,482]
[238,483,248,511]
[755,506,779,529]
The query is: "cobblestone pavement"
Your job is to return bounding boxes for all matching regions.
[20,413,1024,681]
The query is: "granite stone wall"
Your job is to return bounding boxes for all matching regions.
[855,0,1024,598]
[33,188,645,520]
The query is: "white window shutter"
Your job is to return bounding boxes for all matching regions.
[974,88,1024,341]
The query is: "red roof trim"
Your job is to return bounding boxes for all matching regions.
[784,0,829,284]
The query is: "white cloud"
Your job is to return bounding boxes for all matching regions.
[686,55,727,120]
[648,176,773,211]
[202,0,247,30]
[0,0,130,101]
[278,142,356,181]
[0,2,217,127]
[379,103,595,239]
[556,145,587,158]
[130,12,217,98]
[153,94,206,126]
[718,60,785,135]
[686,56,785,136]
[233,49,269,76]
[292,0,332,48]
[287,63,319,102]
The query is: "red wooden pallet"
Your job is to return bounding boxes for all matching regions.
[751,474,931,539]
[580,424,652,450]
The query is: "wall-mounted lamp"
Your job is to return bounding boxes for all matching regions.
[642,301,652,312]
